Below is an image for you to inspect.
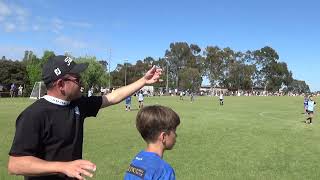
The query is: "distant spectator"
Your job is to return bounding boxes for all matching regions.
[18,85,23,96]
[10,83,16,97]
[88,87,93,97]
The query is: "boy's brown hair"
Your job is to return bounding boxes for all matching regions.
[136,105,180,143]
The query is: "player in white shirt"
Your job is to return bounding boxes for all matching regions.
[219,93,224,106]
[138,91,144,109]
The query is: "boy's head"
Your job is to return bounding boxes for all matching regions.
[136,105,180,150]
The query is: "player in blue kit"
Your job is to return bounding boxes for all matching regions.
[304,95,308,114]
[125,95,132,111]
[124,105,180,180]
[306,96,317,124]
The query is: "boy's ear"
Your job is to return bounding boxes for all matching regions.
[159,132,166,143]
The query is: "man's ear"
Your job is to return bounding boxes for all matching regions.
[56,79,66,93]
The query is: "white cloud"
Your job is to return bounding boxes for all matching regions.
[69,21,92,28]
[4,23,16,32]
[0,1,11,17]
[0,2,91,33]
[0,45,36,60]
[13,4,29,17]
[0,1,29,32]
[32,24,40,31]
[54,36,87,49]
[52,18,64,33]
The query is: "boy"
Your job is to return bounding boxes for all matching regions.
[219,93,224,106]
[125,95,132,111]
[304,95,308,114]
[179,91,183,100]
[306,96,317,124]
[190,92,194,102]
[124,105,180,180]
[138,91,144,109]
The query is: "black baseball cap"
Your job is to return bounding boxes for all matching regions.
[42,55,88,85]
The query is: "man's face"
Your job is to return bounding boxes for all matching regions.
[61,74,82,100]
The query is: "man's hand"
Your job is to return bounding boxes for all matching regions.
[60,160,96,180]
[144,65,162,84]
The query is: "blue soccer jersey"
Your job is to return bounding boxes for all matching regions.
[124,151,175,180]
[126,96,132,104]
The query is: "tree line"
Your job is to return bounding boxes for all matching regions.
[0,42,310,96]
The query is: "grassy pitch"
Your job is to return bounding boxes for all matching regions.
[0,96,319,180]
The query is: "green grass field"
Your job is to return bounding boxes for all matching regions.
[0,96,319,180]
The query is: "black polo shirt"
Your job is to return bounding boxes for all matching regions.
[9,96,102,180]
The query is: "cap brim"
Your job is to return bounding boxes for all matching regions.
[69,63,89,75]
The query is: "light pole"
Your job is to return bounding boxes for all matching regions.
[108,49,111,89]
[165,56,169,93]
[124,59,128,86]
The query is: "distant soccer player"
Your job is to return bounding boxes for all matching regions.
[304,95,308,114]
[190,92,194,103]
[125,95,132,111]
[124,105,180,180]
[179,91,183,100]
[138,91,144,109]
[219,93,224,106]
[306,96,317,124]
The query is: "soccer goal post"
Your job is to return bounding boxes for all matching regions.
[29,81,47,99]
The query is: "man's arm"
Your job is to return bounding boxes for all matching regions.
[8,156,96,180]
[101,66,162,108]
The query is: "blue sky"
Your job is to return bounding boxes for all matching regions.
[0,0,319,91]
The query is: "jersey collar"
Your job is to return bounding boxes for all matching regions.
[43,95,70,106]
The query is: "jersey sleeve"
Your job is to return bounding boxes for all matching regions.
[158,165,176,180]
[9,111,43,156]
[76,96,102,118]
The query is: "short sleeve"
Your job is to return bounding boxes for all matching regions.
[76,96,102,118]
[9,112,42,156]
[158,165,176,180]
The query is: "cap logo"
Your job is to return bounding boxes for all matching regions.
[64,57,73,66]
[54,68,62,76]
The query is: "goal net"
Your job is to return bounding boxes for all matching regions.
[29,81,47,99]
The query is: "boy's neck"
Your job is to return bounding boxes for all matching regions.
[146,143,165,158]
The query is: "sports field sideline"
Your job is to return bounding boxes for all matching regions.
[0,96,319,180]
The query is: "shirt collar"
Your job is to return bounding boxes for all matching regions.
[43,95,70,106]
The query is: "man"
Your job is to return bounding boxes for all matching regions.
[7,55,162,180]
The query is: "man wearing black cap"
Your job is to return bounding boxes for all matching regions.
[7,55,162,180]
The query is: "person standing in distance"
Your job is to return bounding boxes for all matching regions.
[138,91,144,109]
[219,93,224,106]
[306,96,317,124]
[7,55,162,180]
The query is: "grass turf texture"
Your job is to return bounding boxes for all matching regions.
[0,96,319,180]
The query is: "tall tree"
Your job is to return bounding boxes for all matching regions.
[76,56,108,90]
[0,60,27,86]
[252,46,280,89]
[286,79,310,94]
[165,42,191,89]
[203,46,224,87]
[179,68,202,92]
